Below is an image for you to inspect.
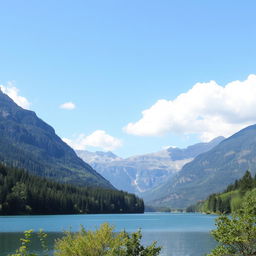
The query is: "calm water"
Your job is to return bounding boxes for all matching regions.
[0,213,217,256]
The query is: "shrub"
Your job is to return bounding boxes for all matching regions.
[10,223,161,256]
[54,223,161,256]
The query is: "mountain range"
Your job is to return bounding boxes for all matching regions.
[144,124,256,208]
[2,88,256,212]
[0,90,113,189]
[76,136,224,195]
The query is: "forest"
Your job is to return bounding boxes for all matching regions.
[187,170,256,214]
[0,163,144,215]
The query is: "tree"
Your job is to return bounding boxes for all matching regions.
[54,223,161,256]
[208,194,217,212]
[0,163,144,215]
[208,189,256,256]
[239,170,254,193]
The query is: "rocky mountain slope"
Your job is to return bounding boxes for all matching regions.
[76,137,224,194]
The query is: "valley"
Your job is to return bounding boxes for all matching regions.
[1,2,256,255]
[77,137,224,195]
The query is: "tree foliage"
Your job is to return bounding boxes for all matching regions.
[208,190,256,256]
[10,224,161,256]
[55,223,161,256]
[0,163,144,215]
[187,170,256,214]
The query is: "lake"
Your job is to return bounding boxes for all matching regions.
[0,213,217,256]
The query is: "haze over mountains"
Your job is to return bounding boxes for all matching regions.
[145,124,256,208]
[0,90,113,189]
[76,137,224,195]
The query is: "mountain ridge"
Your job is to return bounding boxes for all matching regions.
[0,91,113,189]
[145,124,256,208]
[76,136,224,195]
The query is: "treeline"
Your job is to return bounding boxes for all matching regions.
[0,163,144,215]
[187,170,256,214]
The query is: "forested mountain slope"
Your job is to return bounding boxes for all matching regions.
[187,170,256,214]
[0,164,144,214]
[0,90,112,189]
[144,125,256,208]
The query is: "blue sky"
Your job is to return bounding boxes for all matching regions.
[1,1,256,157]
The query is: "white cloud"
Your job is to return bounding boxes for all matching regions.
[63,130,122,151]
[59,102,76,110]
[124,74,256,141]
[162,145,177,150]
[0,82,31,109]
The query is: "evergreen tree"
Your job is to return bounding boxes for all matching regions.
[239,170,254,193]
[0,163,144,215]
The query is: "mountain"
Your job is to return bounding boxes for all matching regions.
[77,150,189,194]
[76,137,224,195]
[0,90,113,189]
[145,125,256,209]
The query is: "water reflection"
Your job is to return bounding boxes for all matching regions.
[0,232,62,256]
[143,231,217,256]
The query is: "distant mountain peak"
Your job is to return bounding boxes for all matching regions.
[95,151,119,158]
[166,136,225,161]
[76,150,121,164]
[76,137,224,196]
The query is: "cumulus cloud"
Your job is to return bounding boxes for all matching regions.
[59,102,76,110]
[0,82,30,109]
[63,130,122,151]
[124,74,256,141]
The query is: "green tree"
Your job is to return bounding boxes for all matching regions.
[124,230,161,256]
[208,194,217,212]
[0,163,144,215]
[54,223,161,256]
[208,189,256,256]
[239,170,254,193]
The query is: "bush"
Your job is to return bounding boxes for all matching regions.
[55,223,161,256]
[10,223,161,256]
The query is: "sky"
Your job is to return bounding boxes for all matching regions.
[1,0,256,157]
